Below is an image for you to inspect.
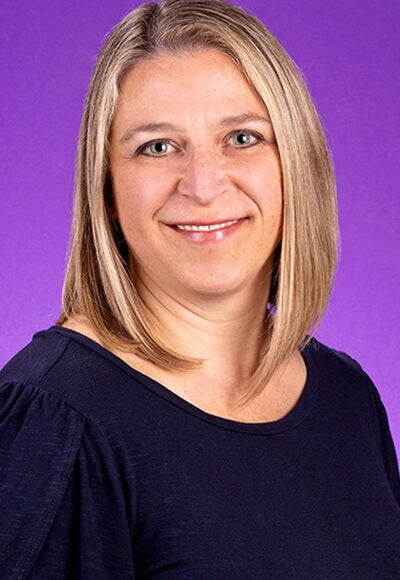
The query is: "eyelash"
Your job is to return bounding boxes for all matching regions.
[227,130,266,148]
[133,141,172,157]
[134,129,266,158]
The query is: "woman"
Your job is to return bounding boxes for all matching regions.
[1,0,399,577]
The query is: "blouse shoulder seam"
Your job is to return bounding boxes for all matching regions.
[0,377,122,455]
[0,378,88,421]
[37,333,71,384]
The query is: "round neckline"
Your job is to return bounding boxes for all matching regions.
[41,325,318,435]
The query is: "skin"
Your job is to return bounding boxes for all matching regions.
[65,49,307,421]
[110,50,282,302]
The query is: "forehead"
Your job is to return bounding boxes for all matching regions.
[112,49,268,130]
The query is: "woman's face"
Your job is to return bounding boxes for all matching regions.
[109,49,282,302]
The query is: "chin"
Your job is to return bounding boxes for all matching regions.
[177,269,261,299]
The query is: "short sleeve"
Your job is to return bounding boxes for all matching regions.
[0,382,135,579]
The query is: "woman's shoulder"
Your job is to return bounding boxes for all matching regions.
[302,336,387,418]
[0,323,145,427]
[0,327,135,578]
[1,326,70,389]
[0,328,88,449]
[304,336,370,382]
[303,337,394,439]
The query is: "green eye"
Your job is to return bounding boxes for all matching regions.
[148,141,169,155]
[233,132,251,145]
[136,140,174,157]
[230,130,261,147]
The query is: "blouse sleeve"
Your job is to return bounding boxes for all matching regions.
[0,382,135,579]
[367,380,400,506]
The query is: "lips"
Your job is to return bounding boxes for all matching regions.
[165,217,247,243]
[175,220,239,232]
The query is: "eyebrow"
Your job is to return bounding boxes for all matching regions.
[118,113,272,144]
[119,122,179,144]
[219,112,272,127]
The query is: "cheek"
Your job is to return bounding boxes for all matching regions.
[235,148,281,191]
[245,164,283,222]
[112,167,174,231]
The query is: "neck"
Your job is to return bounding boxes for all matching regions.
[132,271,307,423]
[136,271,271,390]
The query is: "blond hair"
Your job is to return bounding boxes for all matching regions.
[59,0,337,405]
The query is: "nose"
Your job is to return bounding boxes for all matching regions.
[177,148,228,206]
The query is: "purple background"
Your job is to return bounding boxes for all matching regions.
[1,1,399,454]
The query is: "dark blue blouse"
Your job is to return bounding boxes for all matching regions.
[0,327,399,579]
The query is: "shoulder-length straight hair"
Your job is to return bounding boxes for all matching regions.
[59,0,338,405]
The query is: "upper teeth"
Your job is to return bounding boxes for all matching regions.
[176,220,238,232]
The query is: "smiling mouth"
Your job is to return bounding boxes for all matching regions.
[173,219,241,232]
